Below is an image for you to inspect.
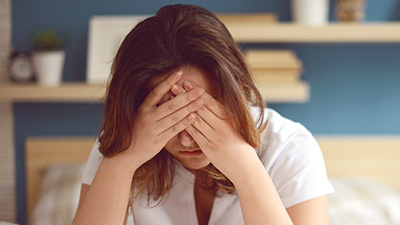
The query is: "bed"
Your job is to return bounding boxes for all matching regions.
[25,136,400,225]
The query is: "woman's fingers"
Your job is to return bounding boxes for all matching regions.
[182,81,226,120]
[171,80,226,139]
[140,71,183,111]
[171,82,186,95]
[191,112,214,142]
[200,93,227,120]
[193,103,217,131]
[185,123,211,144]
[157,97,204,135]
[158,113,195,140]
[153,87,204,121]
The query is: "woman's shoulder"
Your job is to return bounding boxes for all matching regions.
[251,107,321,166]
[251,107,310,145]
[82,139,103,185]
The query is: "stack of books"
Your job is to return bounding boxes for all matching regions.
[245,50,303,85]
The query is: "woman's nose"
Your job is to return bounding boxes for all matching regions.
[178,130,196,147]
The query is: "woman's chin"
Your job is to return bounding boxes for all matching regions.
[178,156,211,170]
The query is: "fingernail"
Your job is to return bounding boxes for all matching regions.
[171,84,180,94]
[174,71,183,79]
[184,81,194,90]
[187,113,195,120]
[195,88,204,96]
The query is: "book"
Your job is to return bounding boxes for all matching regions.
[251,68,302,83]
[248,61,302,70]
[246,50,296,61]
[245,49,303,70]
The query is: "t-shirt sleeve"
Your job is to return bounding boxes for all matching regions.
[259,125,335,208]
[82,139,103,185]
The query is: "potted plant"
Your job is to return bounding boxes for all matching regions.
[32,29,66,86]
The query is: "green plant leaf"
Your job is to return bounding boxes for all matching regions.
[33,29,65,51]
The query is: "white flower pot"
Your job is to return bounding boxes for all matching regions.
[33,51,65,86]
[291,0,329,26]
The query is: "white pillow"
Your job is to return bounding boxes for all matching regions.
[329,177,400,225]
[32,164,85,225]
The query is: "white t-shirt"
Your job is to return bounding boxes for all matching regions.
[82,108,335,225]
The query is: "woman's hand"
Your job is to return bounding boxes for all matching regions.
[120,72,206,171]
[171,81,258,183]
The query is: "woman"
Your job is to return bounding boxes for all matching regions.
[73,4,334,225]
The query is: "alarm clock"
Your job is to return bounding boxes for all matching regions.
[9,50,35,83]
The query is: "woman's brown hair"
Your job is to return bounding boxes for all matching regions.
[98,4,266,204]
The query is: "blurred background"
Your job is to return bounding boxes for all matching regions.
[1,0,400,224]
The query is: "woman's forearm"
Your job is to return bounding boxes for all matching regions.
[73,155,137,225]
[233,153,294,225]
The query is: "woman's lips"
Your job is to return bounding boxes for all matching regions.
[179,150,203,156]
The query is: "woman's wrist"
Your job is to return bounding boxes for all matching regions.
[229,152,292,225]
[102,151,141,178]
[227,150,267,188]
[232,160,268,189]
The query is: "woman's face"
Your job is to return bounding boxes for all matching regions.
[148,67,217,170]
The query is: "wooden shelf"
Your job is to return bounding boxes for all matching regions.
[224,22,400,43]
[0,82,309,103]
[0,83,106,103]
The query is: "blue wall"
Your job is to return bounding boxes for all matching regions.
[12,0,400,224]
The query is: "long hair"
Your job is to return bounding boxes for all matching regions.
[98,4,266,204]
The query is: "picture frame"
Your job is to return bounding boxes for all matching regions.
[86,15,149,84]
